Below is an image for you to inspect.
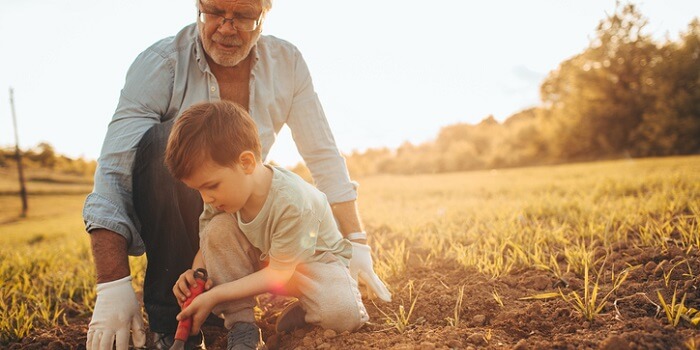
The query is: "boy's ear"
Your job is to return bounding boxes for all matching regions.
[238,151,257,174]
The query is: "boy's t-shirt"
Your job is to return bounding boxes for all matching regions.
[235,165,352,271]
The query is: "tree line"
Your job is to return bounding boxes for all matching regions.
[340,3,699,177]
[0,142,96,177]
[4,4,697,180]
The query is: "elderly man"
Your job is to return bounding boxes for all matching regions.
[83,0,391,349]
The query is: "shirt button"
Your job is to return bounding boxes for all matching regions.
[210,86,216,92]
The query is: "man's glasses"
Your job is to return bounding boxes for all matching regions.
[197,9,263,32]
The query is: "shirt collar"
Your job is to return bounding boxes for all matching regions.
[193,25,210,74]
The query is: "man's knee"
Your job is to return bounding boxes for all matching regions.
[315,288,368,333]
[317,305,367,333]
[133,121,174,189]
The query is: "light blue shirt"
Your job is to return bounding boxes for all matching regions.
[83,24,356,256]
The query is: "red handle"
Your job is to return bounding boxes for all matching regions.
[174,269,208,341]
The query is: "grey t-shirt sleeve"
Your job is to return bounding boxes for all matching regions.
[267,205,320,270]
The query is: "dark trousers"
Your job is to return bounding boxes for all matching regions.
[132,120,203,333]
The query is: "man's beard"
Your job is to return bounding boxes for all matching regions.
[205,32,257,67]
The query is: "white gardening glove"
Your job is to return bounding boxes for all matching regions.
[349,242,392,302]
[86,276,146,350]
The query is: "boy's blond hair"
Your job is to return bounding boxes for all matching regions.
[165,101,262,180]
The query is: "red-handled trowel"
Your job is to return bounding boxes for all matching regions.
[170,268,208,350]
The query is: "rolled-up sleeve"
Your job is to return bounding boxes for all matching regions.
[285,48,357,204]
[83,47,174,256]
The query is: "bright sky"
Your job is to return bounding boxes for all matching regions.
[0,1,698,167]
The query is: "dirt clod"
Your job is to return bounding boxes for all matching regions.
[447,339,462,348]
[643,260,657,274]
[418,342,436,350]
[600,335,629,350]
[322,329,336,339]
[513,338,529,350]
[466,333,486,346]
[302,336,314,347]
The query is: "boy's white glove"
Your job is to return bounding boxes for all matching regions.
[349,242,392,302]
[86,276,146,350]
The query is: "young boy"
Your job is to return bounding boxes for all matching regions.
[164,101,369,349]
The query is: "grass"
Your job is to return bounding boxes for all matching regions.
[359,156,699,287]
[559,260,629,322]
[1,155,700,344]
[375,280,423,333]
[492,288,504,308]
[0,193,146,343]
[0,167,93,197]
[657,288,700,328]
[445,284,466,327]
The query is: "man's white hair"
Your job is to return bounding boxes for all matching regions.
[196,0,273,12]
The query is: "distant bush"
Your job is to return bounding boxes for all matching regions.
[0,143,96,178]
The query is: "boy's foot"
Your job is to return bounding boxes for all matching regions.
[275,301,307,333]
[153,331,206,349]
[227,322,266,350]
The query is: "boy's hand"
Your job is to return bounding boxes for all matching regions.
[176,293,216,335]
[350,242,392,302]
[173,269,213,306]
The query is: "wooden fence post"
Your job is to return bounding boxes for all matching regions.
[9,87,28,217]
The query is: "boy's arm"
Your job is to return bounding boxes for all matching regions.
[176,266,295,333]
[209,267,295,303]
[192,249,205,270]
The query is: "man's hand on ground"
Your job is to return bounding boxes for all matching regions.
[349,242,392,302]
[86,276,146,350]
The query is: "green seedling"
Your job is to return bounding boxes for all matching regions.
[375,281,423,333]
[663,260,687,287]
[559,260,628,322]
[657,288,700,327]
[518,292,561,301]
[492,288,505,307]
[685,336,700,350]
[446,285,466,327]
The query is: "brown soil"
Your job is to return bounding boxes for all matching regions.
[4,244,700,350]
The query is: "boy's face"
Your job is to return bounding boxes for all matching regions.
[181,159,253,214]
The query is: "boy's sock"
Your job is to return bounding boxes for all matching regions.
[227,322,265,350]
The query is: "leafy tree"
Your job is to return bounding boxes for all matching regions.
[632,18,700,155]
[34,142,57,169]
[541,2,659,159]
